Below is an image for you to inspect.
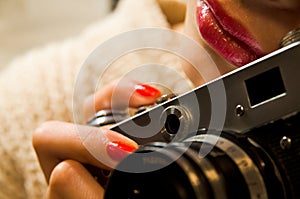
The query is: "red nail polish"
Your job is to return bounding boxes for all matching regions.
[135,84,161,97]
[106,141,137,161]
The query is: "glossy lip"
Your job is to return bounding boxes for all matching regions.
[196,0,265,66]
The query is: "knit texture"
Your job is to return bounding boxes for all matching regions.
[0,0,192,198]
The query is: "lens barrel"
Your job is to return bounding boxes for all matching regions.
[104,129,287,199]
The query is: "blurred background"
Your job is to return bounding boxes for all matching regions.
[0,0,114,70]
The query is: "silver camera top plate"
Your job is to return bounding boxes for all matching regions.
[110,42,300,145]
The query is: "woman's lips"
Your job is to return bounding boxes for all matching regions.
[196,0,264,66]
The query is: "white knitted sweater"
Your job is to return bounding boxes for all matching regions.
[0,0,193,198]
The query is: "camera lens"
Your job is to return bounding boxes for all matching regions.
[104,130,286,199]
[105,143,212,199]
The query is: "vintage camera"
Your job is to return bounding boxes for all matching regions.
[88,32,300,198]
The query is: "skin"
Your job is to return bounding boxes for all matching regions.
[32,0,300,198]
[184,0,300,85]
[33,79,156,198]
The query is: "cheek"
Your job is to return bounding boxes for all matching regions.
[243,13,300,53]
[219,0,300,53]
[266,0,300,9]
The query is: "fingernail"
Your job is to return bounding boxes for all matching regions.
[135,84,161,97]
[106,141,137,161]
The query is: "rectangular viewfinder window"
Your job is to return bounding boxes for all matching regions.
[245,67,286,108]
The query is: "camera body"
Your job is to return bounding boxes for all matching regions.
[102,42,300,198]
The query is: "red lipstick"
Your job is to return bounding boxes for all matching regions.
[196,0,265,66]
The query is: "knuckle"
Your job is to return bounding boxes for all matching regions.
[34,121,60,135]
[48,160,79,190]
[32,121,59,149]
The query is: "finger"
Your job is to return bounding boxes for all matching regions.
[46,160,104,199]
[33,121,138,182]
[83,78,161,121]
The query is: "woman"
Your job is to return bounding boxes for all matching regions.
[33,0,300,198]
[0,1,183,199]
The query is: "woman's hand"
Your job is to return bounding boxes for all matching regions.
[33,78,161,198]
